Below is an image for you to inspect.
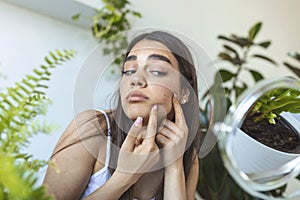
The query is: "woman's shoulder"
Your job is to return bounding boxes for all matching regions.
[69,109,113,137]
[74,109,112,121]
[51,109,113,156]
[72,109,111,126]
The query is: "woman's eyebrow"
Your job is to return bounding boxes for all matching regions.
[148,54,171,64]
[124,54,171,64]
[124,55,137,62]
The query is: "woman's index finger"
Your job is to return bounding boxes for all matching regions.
[122,117,143,152]
[173,95,186,126]
[145,105,158,143]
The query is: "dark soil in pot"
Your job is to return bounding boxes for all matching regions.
[241,113,300,154]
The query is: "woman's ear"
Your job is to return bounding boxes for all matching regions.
[180,88,190,104]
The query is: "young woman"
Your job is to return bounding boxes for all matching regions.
[43,30,202,200]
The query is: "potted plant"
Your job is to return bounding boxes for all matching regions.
[198,21,276,199]
[72,0,141,73]
[229,51,300,176]
[229,52,300,195]
[229,81,300,174]
[198,22,300,199]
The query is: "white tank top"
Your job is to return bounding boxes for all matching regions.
[81,109,112,199]
[81,110,156,200]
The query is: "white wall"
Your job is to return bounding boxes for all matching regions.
[0,1,99,182]
[1,0,300,184]
[133,0,300,79]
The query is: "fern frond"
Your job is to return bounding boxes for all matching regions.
[0,49,75,199]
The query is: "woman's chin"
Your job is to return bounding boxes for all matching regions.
[127,109,151,122]
[126,104,170,124]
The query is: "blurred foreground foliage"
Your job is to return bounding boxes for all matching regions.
[0,50,76,199]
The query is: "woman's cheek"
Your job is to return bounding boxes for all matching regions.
[159,92,173,112]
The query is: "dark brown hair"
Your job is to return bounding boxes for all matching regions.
[109,31,202,199]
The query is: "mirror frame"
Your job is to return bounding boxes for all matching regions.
[217,76,300,199]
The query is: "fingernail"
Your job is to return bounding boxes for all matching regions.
[153,104,157,110]
[134,116,143,127]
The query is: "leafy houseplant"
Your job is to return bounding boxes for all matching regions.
[246,51,300,126]
[0,50,75,199]
[198,22,300,199]
[249,88,300,124]
[214,21,277,108]
[240,51,300,156]
[73,0,141,72]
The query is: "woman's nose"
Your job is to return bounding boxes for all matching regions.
[130,75,147,88]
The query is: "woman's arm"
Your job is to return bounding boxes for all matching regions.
[157,96,199,200]
[43,137,98,199]
[42,110,106,199]
[186,153,199,200]
[44,140,138,200]
[86,105,161,199]
[163,150,199,200]
[43,110,139,200]
[163,159,186,200]
[43,107,160,200]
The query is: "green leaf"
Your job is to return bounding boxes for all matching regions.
[219,69,235,82]
[249,70,264,82]
[218,52,233,61]
[40,77,50,81]
[288,51,300,62]
[132,11,142,18]
[33,69,44,76]
[8,89,21,104]
[248,21,262,41]
[257,40,271,48]
[283,62,300,78]
[252,54,278,65]
[40,65,48,70]
[218,52,243,65]
[36,84,48,89]
[55,49,63,57]
[43,70,51,76]
[49,52,58,61]
[26,75,39,82]
[22,80,35,89]
[268,113,276,124]
[106,4,115,12]
[17,84,31,95]
[218,35,251,48]
[72,13,81,21]
[44,57,52,65]
[231,34,253,47]
[226,97,232,111]
[262,97,300,117]
[223,44,240,60]
[235,83,247,99]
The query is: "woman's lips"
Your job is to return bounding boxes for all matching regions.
[127,91,149,102]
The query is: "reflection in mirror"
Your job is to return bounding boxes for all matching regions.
[217,77,300,200]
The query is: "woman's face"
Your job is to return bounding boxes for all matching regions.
[120,39,181,123]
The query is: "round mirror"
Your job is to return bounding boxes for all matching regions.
[217,76,300,199]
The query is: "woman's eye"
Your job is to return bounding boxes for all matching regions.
[150,70,168,76]
[121,70,136,76]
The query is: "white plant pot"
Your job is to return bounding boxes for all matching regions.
[228,112,300,174]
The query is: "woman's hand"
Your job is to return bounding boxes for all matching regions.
[155,95,189,200]
[156,95,188,168]
[116,105,160,181]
